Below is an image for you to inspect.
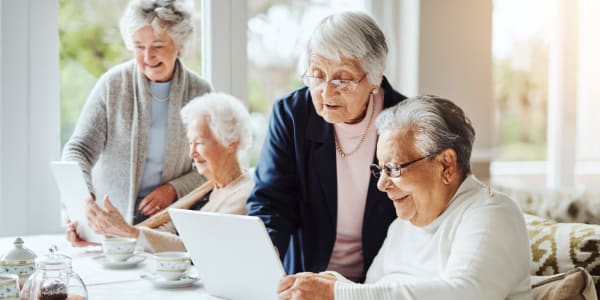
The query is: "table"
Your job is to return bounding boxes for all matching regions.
[0,234,221,299]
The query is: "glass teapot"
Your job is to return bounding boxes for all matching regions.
[20,246,87,300]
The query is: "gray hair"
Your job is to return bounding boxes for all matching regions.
[180,93,253,158]
[119,0,195,53]
[375,96,476,177]
[303,11,388,84]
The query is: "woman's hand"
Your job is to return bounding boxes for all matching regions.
[87,195,139,238]
[65,220,100,247]
[277,272,336,300]
[138,183,177,216]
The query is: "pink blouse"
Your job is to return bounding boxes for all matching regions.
[328,91,384,281]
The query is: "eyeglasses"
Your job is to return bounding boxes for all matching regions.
[370,156,431,178]
[301,73,368,93]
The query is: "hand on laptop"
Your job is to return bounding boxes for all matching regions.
[277,272,335,300]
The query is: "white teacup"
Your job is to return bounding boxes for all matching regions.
[153,251,191,281]
[102,237,136,262]
[0,273,20,299]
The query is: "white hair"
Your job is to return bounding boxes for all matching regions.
[375,96,476,177]
[302,11,388,84]
[180,93,253,159]
[119,0,195,54]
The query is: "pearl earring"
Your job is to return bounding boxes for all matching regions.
[371,88,378,94]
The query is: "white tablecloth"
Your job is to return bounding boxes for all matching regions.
[0,234,221,299]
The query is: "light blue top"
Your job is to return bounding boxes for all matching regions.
[138,81,171,198]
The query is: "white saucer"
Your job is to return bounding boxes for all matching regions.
[140,273,200,288]
[92,254,146,269]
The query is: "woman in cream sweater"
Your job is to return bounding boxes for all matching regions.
[67,92,254,253]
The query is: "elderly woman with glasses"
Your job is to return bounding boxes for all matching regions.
[277,96,532,300]
[247,11,406,282]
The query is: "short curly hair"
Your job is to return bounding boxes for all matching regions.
[119,0,195,54]
[180,93,253,159]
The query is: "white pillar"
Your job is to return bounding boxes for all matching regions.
[546,0,579,188]
[201,0,248,101]
[0,0,61,235]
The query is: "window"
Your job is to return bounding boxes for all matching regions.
[492,0,551,161]
[492,0,600,186]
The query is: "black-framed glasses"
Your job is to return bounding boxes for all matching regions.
[370,156,431,178]
[301,73,368,93]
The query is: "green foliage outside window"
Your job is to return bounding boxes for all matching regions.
[493,39,549,161]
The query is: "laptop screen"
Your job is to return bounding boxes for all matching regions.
[170,209,285,300]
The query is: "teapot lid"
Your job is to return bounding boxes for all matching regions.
[36,245,71,270]
[0,237,37,262]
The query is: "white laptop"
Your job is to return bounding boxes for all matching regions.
[50,161,103,243]
[169,209,286,300]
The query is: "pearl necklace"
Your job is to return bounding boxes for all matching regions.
[334,95,375,158]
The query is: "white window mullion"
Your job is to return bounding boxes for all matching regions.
[367,0,420,97]
[546,0,579,189]
[201,0,247,102]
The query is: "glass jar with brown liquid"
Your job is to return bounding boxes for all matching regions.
[20,246,87,300]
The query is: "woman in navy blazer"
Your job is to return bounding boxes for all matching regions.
[247,11,406,282]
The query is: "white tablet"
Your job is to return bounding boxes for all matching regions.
[50,161,103,243]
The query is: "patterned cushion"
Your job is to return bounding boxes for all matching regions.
[526,214,600,286]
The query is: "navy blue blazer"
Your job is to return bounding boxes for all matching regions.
[247,77,406,280]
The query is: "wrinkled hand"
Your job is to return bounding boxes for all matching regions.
[65,219,100,247]
[87,195,139,238]
[277,272,336,300]
[138,183,177,216]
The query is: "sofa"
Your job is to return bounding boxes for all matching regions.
[495,184,600,299]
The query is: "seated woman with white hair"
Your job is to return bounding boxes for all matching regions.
[277,96,532,300]
[66,92,254,253]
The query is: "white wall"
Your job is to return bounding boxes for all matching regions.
[418,0,494,156]
[0,0,61,236]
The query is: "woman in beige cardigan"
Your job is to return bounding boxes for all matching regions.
[67,92,254,252]
[62,0,212,225]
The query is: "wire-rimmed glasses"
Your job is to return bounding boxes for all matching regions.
[301,73,368,93]
[370,155,431,178]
